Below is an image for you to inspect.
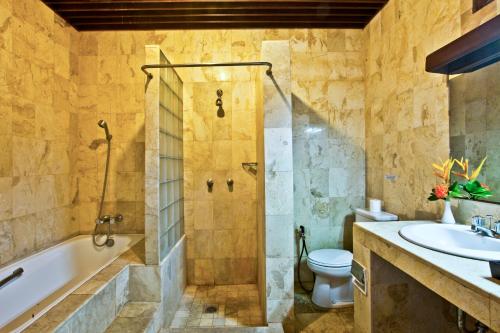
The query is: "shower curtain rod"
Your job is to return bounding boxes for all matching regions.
[141,61,273,80]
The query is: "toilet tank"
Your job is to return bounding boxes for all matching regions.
[355,208,398,222]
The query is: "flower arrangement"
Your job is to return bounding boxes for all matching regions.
[428,157,492,202]
[453,157,492,200]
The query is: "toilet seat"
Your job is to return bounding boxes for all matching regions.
[307,249,352,268]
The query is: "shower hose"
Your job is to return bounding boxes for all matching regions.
[93,139,112,247]
[297,225,315,293]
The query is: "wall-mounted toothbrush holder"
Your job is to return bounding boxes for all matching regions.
[242,162,258,175]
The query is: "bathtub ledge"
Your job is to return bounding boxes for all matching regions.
[23,239,145,333]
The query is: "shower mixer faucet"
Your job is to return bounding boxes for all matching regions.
[96,214,124,225]
[207,179,214,192]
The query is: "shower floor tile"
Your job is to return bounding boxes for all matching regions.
[170,285,264,329]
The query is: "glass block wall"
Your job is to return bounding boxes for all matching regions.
[158,53,184,260]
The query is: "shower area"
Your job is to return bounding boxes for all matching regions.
[143,42,294,329]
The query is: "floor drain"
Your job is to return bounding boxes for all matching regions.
[204,305,218,313]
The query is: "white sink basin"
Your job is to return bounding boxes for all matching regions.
[399,223,500,261]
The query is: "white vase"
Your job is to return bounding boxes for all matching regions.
[441,200,456,224]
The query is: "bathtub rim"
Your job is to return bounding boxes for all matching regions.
[1,233,144,333]
[0,233,144,272]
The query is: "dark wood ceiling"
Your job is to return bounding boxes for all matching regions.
[41,0,388,31]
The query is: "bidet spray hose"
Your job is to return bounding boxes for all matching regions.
[297,225,315,293]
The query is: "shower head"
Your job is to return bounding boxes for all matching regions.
[216,89,224,118]
[98,120,112,141]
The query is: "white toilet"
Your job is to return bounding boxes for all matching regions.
[306,208,398,308]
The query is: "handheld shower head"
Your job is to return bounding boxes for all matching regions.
[98,120,112,141]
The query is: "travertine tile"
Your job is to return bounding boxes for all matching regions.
[129,265,161,302]
[23,294,91,333]
[0,0,80,267]
[169,285,264,329]
[363,0,497,223]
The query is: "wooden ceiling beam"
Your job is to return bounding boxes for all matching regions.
[40,0,388,30]
[44,0,387,4]
[72,22,367,30]
[46,1,386,10]
[68,15,372,24]
[60,9,379,18]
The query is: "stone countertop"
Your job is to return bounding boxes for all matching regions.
[354,220,500,302]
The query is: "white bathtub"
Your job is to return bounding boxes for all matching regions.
[0,234,143,333]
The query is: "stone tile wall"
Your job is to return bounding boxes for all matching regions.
[363,0,500,221]
[460,0,498,34]
[184,78,259,285]
[262,41,295,326]
[291,30,366,284]
[128,236,187,328]
[160,236,187,327]
[144,45,162,265]
[76,31,146,235]
[256,70,266,321]
[0,0,80,267]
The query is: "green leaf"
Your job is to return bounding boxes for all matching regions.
[449,191,464,199]
[446,181,465,198]
[465,180,481,193]
[472,191,492,199]
[449,181,459,192]
[428,193,439,201]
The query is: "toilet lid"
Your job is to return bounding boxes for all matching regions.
[308,249,353,267]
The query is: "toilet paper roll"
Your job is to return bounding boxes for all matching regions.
[369,199,382,212]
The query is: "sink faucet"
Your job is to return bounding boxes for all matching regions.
[471,215,500,238]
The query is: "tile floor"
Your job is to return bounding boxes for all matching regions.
[294,284,354,333]
[170,284,264,329]
[169,284,353,332]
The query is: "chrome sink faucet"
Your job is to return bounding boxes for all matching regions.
[471,215,500,238]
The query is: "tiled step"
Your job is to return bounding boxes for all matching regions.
[162,323,284,333]
[105,302,161,333]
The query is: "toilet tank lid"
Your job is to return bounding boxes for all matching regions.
[308,249,353,267]
[355,208,399,221]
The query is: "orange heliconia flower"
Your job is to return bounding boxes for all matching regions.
[434,184,449,199]
[453,157,487,181]
[432,158,454,184]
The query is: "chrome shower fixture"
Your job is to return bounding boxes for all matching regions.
[216,89,224,118]
[98,120,112,141]
[93,119,121,248]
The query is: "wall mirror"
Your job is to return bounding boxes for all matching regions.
[449,61,500,204]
